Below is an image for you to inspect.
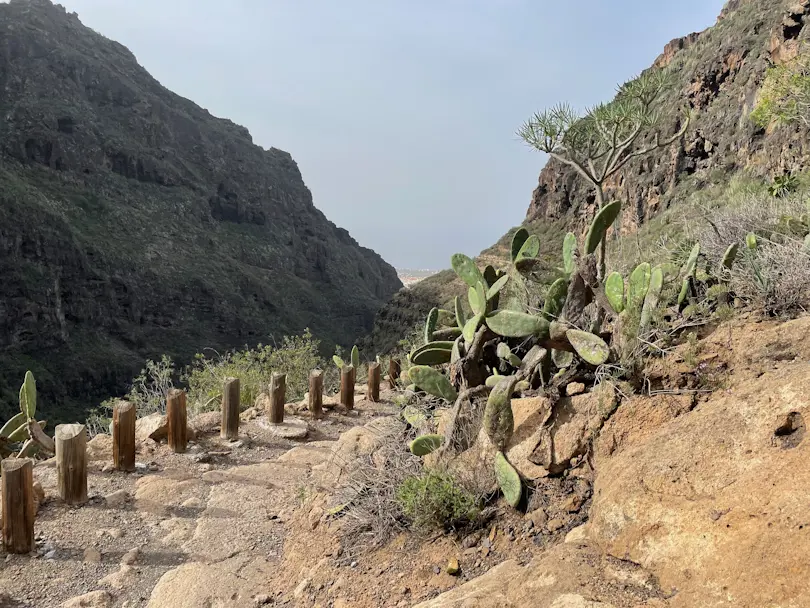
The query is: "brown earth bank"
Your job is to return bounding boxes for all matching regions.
[0,314,808,607]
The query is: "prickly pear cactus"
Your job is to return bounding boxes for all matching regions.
[683,242,701,278]
[640,266,664,330]
[19,370,36,420]
[424,308,439,344]
[408,366,458,402]
[486,274,510,300]
[584,201,622,255]
[485,310,549,338]
[409,434,444,456]
[494,451,522,508]
[721,243,739,270]
[515,235,540,263]
[563,232,577,276]
[542,278,568,321]
[351,345,360,371]
[605,272,625,314]
[567,329,611,366]
[454,296,467,331]
[483,376,518,451]
[627,263,652,312]
[746,233,758,250]
[511,228,530,263]
[451,253,485,288]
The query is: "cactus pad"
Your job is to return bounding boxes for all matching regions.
[746,233,757,250]
[494,451,522,508]
[402,405,428,427]
[19,371,36,420]
[408,366,458,402]
[677,277,691,305]
[605,272,625,314]
[515,234,540,262]
[542,278,568,321]
[486,274,510,300]
[463,313,483,343]
[424,308,439,344]
[584,201,621,255]
[511,228,530,263]
[551,349,574,369]
[567,329,611,365]
[484,375,517,450]
[454,296,467,331]
[351,346,360,371]
[721,243,739,270]
[640,266,664,329]
[0,412,26,439]
[563,232,577,276]
[628,263,651,311]
[409,434,444,457]
[486,310,549,338]
[451,253,485,288]
[410,348,452,366]
[683,242,701,278]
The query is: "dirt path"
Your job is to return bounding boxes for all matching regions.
[0,392,398,607]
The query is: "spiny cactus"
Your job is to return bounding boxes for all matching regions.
[514,235,540,263]
[494,451,522,508]
[640,265,664,330]
[1,371,52,458]
[542,278,568,321]
[351,345,360,371]
[485,310,550,338]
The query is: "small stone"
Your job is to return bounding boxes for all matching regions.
[101,463,115,473]
[526,508,548,528]
[192,452,211,464]
[62,590,113,607]
[565,382,586,396]
[253,594,271,605]
[104,490,130,507]
[446,558,460,576]
[564,525,589,544]
[481,538,492,549]
[333,600,350,608]
[547,518,566,532]
[83,548,102,563]
[562,494,583,512]
[350,561,358,568]
[99,565,137,590]
[293,579,310,599]
[121,548,139,565]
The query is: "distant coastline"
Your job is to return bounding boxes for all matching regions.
[396,268,438,288]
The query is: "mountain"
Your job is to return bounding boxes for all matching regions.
[0,0,401,422]
[364,0,808,354]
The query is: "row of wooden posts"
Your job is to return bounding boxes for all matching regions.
[0,358,402,554]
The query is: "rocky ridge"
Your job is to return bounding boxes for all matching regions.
[0,0,401,423]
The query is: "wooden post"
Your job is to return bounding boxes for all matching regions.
[341,365,355,410]
[1,458,34,554]
[221,377,240,440]
[112,401,136,472]
[309,370,324,419]
[389,359,401,389]
[269,373,286,424]
[55,424,88,505]
[367,362,381,402]
[166,389,188,453]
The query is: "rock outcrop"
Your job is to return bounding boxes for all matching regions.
[0,0,401,422]
[527,0,810,234]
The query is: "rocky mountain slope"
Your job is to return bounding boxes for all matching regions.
[364,0,810,354]
[0,0,401,422]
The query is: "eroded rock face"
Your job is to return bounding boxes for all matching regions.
[0,0,401,425]
[527,1,810,239]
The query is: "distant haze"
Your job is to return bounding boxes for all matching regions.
[59,0,724,269]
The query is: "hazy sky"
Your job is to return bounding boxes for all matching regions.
[59,0,725,269]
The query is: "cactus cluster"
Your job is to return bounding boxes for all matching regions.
[1,371,53,459]
[400,203,752,510]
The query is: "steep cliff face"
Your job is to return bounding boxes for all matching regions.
[527,0,810,234]
[0,0,401,422]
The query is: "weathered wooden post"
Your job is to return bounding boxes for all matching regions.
[112,401,136,472]
[1,458,34,553]
[389,359,401,389]
[367,362,381,402]
[56,424,88,505]
[341,365,355,410]
[166,389,188,453]
[221,377,240,440]
[309,369,324,419]
[269,373,286,424]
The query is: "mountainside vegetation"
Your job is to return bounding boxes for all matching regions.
[0,0,401,425]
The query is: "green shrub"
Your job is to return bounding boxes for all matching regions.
[396,470,480,532]
[184,329,322,413]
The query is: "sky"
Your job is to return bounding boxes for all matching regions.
[58,0,725,270]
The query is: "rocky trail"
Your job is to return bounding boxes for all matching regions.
[2,314,810,607]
